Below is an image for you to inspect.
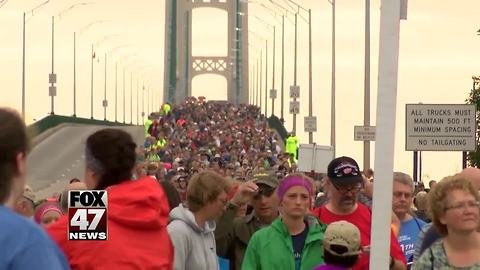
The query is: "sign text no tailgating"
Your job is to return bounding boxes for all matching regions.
[405,104,476,151]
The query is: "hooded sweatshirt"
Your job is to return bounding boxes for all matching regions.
[48,177,173,270]
[167,204,219,270]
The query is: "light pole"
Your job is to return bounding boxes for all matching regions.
[22,0,51,120]
[73,20,107,117]
[103,52,107,121]
[330,0,336,155]
[90,44,95,119]
[50,2,92,116]
[364,0,371,170]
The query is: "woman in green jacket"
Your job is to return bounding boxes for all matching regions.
[242,174,326,270]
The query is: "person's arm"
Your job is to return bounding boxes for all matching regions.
[167,223,190,270]
[389,229,407,270]
[215,202,239,257]
[241,233,260,270]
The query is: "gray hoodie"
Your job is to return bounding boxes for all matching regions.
[167,204,219,270]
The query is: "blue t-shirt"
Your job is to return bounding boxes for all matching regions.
[291,223,309,270]
[0,206,69,269]
[398,217,427,269]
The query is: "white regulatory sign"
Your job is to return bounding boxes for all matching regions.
[290,85,300,99]
[354,126,376,141]
[270,89,277,99]
[289,101,300,115]
[304,116,317,132]
[405,104,476,151]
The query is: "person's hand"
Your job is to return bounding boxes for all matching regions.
[231,181,258,206]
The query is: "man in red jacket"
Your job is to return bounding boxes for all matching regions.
[314,156,406,270]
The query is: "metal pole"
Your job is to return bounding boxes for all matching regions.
[293,11,298,133]
[123,66,125,123]
[419,151,423,182]
[136,78,139,125]
[281,15,285,123]
[142,85,145,123]
[260,51,263,111]
[413,151,418,182]
[308,9,313,144]
[363,0,371,170]
[264,39,268,116]
[330,1,336,156]
[50,16,55,115]
[115,62,117,122]
[103,53,107,121]
[130,72,133,124]
[90,44,94,119]
[256,58,260,107]
[271,26,276,116]
[22,12,26,120]
[73,32,76,117]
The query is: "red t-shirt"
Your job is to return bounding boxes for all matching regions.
[315,203,406,270]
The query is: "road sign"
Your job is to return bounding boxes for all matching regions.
[304,116,317,132]
[298,144,334,173]
[290,85,300,99]
[289,101,300,114]
[270,89,277,99]
[49,86,57,97]
[102,100,108,107]
[354,126,376,141]
[405,104,476,151]
[49,73,57,84]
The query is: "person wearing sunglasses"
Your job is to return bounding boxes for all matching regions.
[215,174,280,270]
[314,156,407,270]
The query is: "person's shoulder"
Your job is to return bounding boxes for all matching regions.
[0,207,62,256]
[0,207,45,242]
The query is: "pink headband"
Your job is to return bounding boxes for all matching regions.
[34,203,63,224]
[277,176,313,201]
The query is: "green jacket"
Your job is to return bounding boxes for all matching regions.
[241,216,326,270]
[144,119,153,137]
[285,136,299,160]
[215,203,274,270]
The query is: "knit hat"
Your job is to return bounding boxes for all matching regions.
[34,202,63,224]
[324,221,362,257]
[277,175,313,201]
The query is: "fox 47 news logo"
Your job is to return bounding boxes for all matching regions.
[68,190,108,240]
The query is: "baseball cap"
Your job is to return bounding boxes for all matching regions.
[252,174,279,188]
[327,156,363,185]
[324,221,361,257]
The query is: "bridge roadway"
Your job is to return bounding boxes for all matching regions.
[27,124,144,200]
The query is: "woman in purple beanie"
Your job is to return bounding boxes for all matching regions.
[242,174,327,270]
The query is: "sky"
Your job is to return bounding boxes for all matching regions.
[1,0,479,183]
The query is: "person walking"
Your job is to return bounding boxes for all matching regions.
[242,174,326,270]
[48,128,173,270]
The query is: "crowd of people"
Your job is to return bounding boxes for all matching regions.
[1,96,480,269]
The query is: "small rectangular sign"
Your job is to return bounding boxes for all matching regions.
[304,116,317,132]
[270,89,277,99]
[290,85,300,99]
[289,101,300,115]
[354,126,376,141]
[405,104,476,151]
[68,190,108,240]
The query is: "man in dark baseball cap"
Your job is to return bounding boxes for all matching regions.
[315,156,407,270]
[215,173,280,270]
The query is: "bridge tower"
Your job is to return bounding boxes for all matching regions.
[164,0,249,105]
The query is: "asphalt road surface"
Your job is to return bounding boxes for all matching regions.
[27,124,144,200]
